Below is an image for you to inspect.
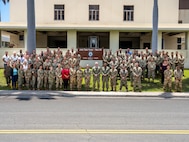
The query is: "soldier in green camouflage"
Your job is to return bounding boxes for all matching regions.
[92,62,101,91]
[43,66,49,90]
[133,62,142,92]
[37,65,44,90]
[164,65,173,92]
[70,65,77,91]
[76,66,83,91]
[109,65,118,91]
[174,66,183,92]
[31,64,38,90]
[120,66,128,92]
[55,64,63,90]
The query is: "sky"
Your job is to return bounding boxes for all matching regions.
[0,1,10,22]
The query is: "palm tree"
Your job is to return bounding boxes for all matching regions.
[1,0,36,53]
[152,0,158,55]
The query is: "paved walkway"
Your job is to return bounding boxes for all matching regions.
[0,90,189,98]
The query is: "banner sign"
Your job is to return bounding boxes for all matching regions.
[78,48,103,60]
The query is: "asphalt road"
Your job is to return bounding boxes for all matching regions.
[0,95,189,142]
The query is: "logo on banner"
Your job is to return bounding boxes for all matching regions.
[88,51,93,57]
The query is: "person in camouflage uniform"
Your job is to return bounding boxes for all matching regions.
[4,61,12,87]
[129,59,136,87]
[109,65,118,91]
[37,65,44,90]
[48,66,55,90]
[164,65,173,92]
[133,62,142,92]
[178,53,185,75]
[69,65,77,91]
[101,62,110,91]
[55,64,63,90]
[147,58,156,82]
[76,66,83,91]
[31,64,38,90]
[120,66,128,92]
[18,65,24,90]
[174,66,183,92]
[43,66,49,90]
[25,64,32,90]
[92,62,101,91]
[84,64,91,91]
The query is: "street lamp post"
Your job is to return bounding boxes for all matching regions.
[152,0,158,55]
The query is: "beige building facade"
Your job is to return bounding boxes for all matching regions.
[0,0,189,67]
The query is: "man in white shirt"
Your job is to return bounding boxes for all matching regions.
[2,51,10,69]
[11,51,18,63]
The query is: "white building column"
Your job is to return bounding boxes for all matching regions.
[24,30,28,51]
[67,30,77,50]
[157,31,162,51]
[110,31,119,54]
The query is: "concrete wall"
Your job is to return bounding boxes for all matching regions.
[10,0,179,24]
[179,10,189,23]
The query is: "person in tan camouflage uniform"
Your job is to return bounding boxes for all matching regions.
[164,65,173,92]
[147,58,156,82]
[109,65,118,91]
[133,62,142,92]
[25,64,32,90]
[48,66,55,90]
[69,65,77,91]
[18,65,25,90]
[76,66,83,91]
[37,65,44,90]
[92,62,101,91]
[101,62,110,91]
[55,64,63,90]
[120,66,128,92]
[174,66,183,92]
[84,64,91,91]
[31,64,38,90]
[43,66,49,90]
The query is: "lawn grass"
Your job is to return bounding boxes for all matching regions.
[0,69,189,92]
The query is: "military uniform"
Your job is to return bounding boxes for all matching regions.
[76,69,83,90]
[109,68,118,91]
[55,67,63,90]
[174,69,183,92]
[84,68,91,90]
[69,67,77,90]
[133,66,142,92]
[147,60,156,82]
[37,68,44,90]
[31,68,38,90]
[164,68,173,91]
[18,68,24,90]
[120,68,128,91]
[92,66,101,91]
[101,66,110,91]
[43,69,49,89]
[48,69,55,90]
[25,68,32,89]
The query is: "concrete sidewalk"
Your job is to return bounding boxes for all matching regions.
[0,90,189,98]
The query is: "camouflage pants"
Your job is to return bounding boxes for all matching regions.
[85,77,90,90]
[48,79,54,90]
[70,77,76,90]
[175,79,182,91]
[56,77,62,89]
[148,69,155,80]
[77,78,82,90]
[133,77,141,91]
[164,78,172,91]
[44,76,48,89]
[120,79,128,91]
[25,77,31,89]
[110,77,117,91]
[93,76,100,90]
[32,76,37,89]
[130,73,133,86]
[18,77,24,89]
[102,76,109,90]
[37,77,43,89]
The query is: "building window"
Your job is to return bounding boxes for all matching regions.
[54,5,64,20]
[89,5,99,21]
[123,5,134,21]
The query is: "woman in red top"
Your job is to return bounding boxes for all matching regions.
[62,67,70,90]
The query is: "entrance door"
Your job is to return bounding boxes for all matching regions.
[89,36,99,48]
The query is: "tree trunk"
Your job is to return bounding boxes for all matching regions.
[152,0,158,55]
[27,0,36,54]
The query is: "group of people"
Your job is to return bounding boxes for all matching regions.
[2,47,185,92]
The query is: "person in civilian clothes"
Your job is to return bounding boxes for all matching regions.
[62,66,70,90]
[11,63,18,90]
